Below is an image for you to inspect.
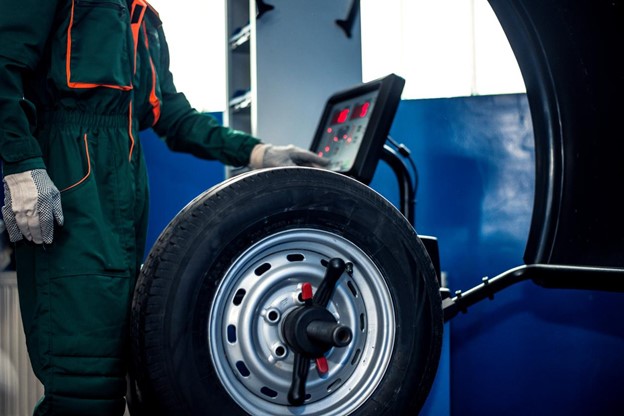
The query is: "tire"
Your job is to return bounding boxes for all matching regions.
[130,167,443,415]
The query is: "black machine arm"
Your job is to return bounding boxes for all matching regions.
[442,264,624,322]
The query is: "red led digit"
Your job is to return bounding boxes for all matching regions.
[360,101,370,117]
[350,101,370,119]
[337,108,349,123]
[331,108,350,124]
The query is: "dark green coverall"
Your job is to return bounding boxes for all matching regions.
[0,1,259,414]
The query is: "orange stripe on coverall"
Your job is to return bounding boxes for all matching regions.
[142,22,161,125]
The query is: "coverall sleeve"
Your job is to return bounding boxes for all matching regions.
[152,26,261,167]
[0,0,58,175]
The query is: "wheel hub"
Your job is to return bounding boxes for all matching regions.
[282,305,353,358]
[281,258,356,405]
[208,229,396,416]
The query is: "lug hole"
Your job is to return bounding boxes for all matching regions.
[265,308,281,324]
[275,345,287,357]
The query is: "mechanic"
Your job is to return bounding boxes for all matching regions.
[0,1,327,415]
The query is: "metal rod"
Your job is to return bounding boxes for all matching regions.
[381,144,416,226]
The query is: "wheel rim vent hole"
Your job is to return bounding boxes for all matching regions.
[351,348,361,365]
[260,386,278,398]
[233,289,246,306]
[227,325,237,343]
[255,262,271,276]
[236,361,250,377]
[327,378,342,392]
[287,253,305,262]
[347,280,358,297]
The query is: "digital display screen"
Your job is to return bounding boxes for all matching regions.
[315,90,379,172]
[309,74,404,183]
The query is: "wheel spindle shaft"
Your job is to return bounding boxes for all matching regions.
[306,320,353,347]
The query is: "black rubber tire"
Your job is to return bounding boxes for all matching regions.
[130,167,443,415]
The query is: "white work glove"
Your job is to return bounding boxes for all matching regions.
[2,169,64,244]
[249,144,330,169]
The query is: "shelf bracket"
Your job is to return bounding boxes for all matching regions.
[336,0,360,39]
[257,0,275,19]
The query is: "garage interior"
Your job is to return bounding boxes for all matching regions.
[1,0,623,415]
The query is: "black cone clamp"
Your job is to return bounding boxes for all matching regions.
[282,258,353,405]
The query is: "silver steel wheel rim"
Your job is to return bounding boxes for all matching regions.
[209,228,395,416]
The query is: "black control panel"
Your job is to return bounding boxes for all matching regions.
[310,73,405,184]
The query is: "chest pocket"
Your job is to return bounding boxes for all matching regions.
[67,0,133,90]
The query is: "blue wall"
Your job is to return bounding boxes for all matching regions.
[140,113,226,255]
[141,96,624,415]
[370,94,624,416]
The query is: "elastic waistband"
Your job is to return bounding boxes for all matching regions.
[42,110,128,128]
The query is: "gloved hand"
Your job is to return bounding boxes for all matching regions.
[249,144,330,169]
[2,169,64,244]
